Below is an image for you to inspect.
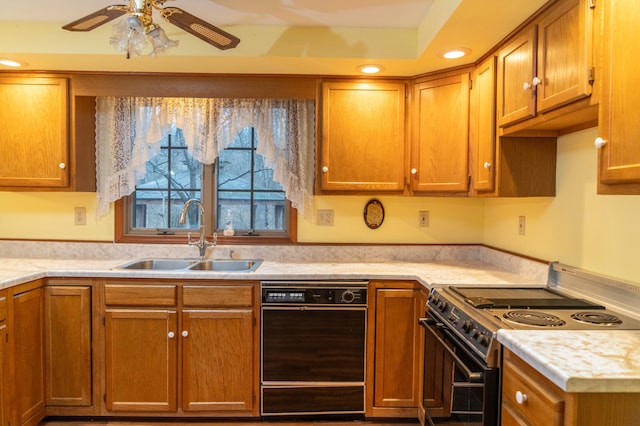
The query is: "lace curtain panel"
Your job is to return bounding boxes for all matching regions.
[95,96,315,221]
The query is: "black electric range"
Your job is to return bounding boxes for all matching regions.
[426,285,640,366]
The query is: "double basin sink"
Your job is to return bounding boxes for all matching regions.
[114,258,262,273]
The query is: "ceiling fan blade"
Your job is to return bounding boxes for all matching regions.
[62,6,127,32]
[160,7,240,50]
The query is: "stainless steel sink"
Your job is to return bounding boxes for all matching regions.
[114,258,262,272]
[187,259,262,272]
[115,258,199,270]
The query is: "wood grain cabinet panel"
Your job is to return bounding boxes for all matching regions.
[470,56,497,193]
[319,80,406,192]
[0,77,69,189]
[411,72,470,194]
[596,0,640,193]
[181,309,254,412]
[45,286,92,407]
[0,290,7,426]
[12,285,46,426]
[366,282,425,418]
[497,0,595,131]
[105,309,178,412]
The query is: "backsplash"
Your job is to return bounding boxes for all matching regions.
[0,240,549,282]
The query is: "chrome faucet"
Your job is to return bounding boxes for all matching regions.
[178,198,216,258]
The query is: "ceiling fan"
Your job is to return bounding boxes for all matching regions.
[62,0,240,57]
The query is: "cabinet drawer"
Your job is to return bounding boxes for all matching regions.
[0,290,6,321]
[104,284,177,306]
[502,350,564,426]
[183,285,254,307]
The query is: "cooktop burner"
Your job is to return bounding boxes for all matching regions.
[503,310,566,327]
[570,311,623,326]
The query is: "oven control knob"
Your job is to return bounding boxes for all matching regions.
[478,334,490,346]
[341,290,356,303]
[462,320,474,332]
[471,328,480,338]
[437,301,448,311]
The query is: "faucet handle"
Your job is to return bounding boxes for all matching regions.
[186,232,195,246]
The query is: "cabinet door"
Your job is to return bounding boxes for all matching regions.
[45,286,92,407]
[320,81,406,192]
[13,287,46,426]
[0,321,7,426]
[411,73,470,193]
[0,77,69,188]
[182,309,255,413]
[536,0,592,113]
[105,309,177,412]
[597,0,640,188]
[470,56,497,193]
[497,26,537,127]
[371,288,423,410]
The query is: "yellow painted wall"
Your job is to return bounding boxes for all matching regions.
[1,126,639,283]
[0,192,113,241]
[484,127,640,283]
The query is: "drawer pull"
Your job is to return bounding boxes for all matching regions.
[515,390,528,404]
[182,330,189,338]
[167,331,175,339]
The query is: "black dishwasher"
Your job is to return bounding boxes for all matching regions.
[260,280,368,416]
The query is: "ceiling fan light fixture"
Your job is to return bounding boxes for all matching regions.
[110,15,178,58]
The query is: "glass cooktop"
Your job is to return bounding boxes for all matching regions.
[450,286,605,310]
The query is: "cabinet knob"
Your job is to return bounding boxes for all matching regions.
[594,137,607,148]
[523,77,541,91]
[168,331,175,339]
[483,162,491,169]
[322,166,329,173]
[515,390,528,404]
[181,330,189,338]
[59,162,66,169]
[411,168,417,175]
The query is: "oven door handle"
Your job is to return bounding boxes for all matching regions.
[419,318,484,383]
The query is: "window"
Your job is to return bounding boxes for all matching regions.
[116,127,294,243]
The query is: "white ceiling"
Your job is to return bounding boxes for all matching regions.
[0,0,550,76]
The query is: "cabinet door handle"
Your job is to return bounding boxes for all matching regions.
[322,166,329,173]
[515,390,528,404]
[59,162,66,169]
[523,77,541,91]
[594,137,607,148]
[410,168,417,175]
[181,330,189,338]
[483,162,491,169]
[167,331,175,339]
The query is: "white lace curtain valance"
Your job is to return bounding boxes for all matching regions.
[95,96,315,221]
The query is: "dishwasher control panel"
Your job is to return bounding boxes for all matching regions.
[261,281,368,305]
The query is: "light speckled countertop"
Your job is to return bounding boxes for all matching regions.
[1,246,638,394]
[498,330,640,393]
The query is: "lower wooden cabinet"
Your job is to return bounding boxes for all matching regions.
[11,282,46,426]
[502,348,640,425]
[366,281,426,418]
[103,280,259,417]
[0,289,8,426]
[45,284,93,409]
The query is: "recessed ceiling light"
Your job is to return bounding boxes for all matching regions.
[358,64,384,74]
[440,48,471,59]
[0,59,24,67]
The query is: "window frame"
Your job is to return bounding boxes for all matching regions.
[115,142,298,245]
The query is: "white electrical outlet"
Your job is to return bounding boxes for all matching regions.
[518,216,526,235]
[419,211,429,227]
[74,207,87,225]
[317,209,334,226]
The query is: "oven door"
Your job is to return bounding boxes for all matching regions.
[419,312,499,426]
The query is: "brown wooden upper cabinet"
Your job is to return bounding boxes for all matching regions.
[596,0,640,194]
[0,76,69,189]
[497,0,594,129]
[410,72,470,194]
[318,80,406,193]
